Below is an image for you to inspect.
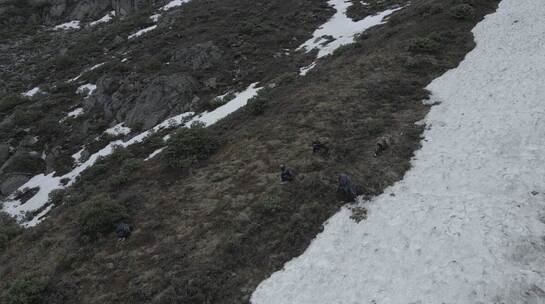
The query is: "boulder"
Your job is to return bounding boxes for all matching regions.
[0,174,30,196]
[0,144,10,167]
[126,74,198,129]
[173,42,223,71]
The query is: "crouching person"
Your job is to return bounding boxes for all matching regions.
[337,173,359,203]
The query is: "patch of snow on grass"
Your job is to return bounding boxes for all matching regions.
[298,1,401,74]
[104,123,132,136]
[2,83,260,226]
[146,83,262,159]
[128,25,157,39]
[22,87,42,97]
[60,107,84,122]
[54,20,81,30]
[76,83,97,97]
[161,0,191,11]
[252,1,545,303]
[150,14,161,22]
[90,11,115,26]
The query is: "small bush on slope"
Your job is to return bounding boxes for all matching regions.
[0,95,26,113]
[163,122,220,169]
[78,194,128,239]
[3,277,48,304]
[246,88,273,115]
[0,212,22,252]
[450,4,475,20]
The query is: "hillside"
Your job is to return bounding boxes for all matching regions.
[0,0,518,303]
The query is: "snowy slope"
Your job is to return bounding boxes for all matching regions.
[252,0,545,303]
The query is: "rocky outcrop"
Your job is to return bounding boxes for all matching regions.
[112,0,153,17]
[86,73,198,130]
[173,42,223,71]
[125,74,198,129]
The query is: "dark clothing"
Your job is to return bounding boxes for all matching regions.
[115,223,132,239]
[312,141,329,156]
[281,167,295,182]
[337,174,357,202]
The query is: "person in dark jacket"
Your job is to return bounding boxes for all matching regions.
[337,173,357,202]
[115,222,132,239]
[280,165,296,182]
[311,140,329,156]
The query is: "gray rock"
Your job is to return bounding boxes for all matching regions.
[173,41,223,71]
[0,174,30,196]
[86,73,198,130]
[69,0,111,20]
[126,74,198,129]
[112,0,150,17]
[0,144,10,167]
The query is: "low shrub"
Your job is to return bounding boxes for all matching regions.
[0,212,22,252]
[408,37,441,54]
[163,122,220,169]
[12,108,42,126]
[0,95,26,113]
[449,4,475,20]
[245,88,271,115]
[2,154,43,174]
[4,277,48,304]
[78,194,128,238]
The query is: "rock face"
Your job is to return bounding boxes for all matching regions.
[0,174,30,196]
[86,73,198,129]
[0,145,10,168]
[112,0,152,17]
[173,42,223,71]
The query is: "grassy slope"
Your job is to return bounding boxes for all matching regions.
[0,0,499,303]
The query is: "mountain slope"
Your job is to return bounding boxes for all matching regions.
[1,0,502,303]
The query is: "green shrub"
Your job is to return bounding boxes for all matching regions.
[2,154,43,174]
[137,57,162,73]
[78,194,128,238]
[408,37,441,53]
[253,193,282,215]
[246,89,271,115]
[79,163,108,182]
[163,122,220,169]
[53,55,77,71]
[0,95,26,113]
[449,4,475,20]
[12,108,42,126]
[110,146,134,162]
[0,212,22,252]
[4,277,48,304]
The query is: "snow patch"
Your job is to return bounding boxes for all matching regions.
[150,14,161,22]
[128,25,157,39]
[90,11,115,26]
[104,123,132,137]
[298,1,401,74]
[59,107,84,122]
[252,1,545,303]
[54,20,81,30]
[161,0,191,11]
[22,87,42,97]
[76,84,97,97]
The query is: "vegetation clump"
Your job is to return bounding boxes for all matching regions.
[246,88,272,115]
[163,122,220,169]
[0,212,22,252]
[450,4,475,20]
[78,194,128,239]
[408,36,441,54]
[0,95,26,113]
[4,277,48,304]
